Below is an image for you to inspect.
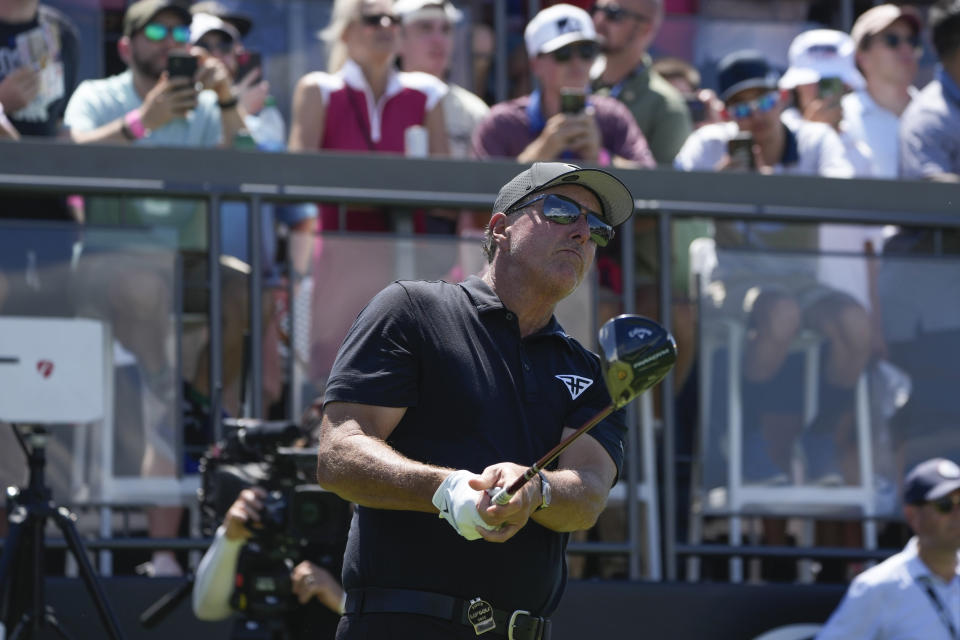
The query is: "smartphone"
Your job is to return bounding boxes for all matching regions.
[727,131,755,170]
[685,96,706,124]
[559,88,586,115]
[235,50,262,82]
[167,51,198,78]
[818,76,844,100]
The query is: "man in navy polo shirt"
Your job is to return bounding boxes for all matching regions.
[314,162,634,640]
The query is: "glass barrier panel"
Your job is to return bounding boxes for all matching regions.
[0,222,180,509]
[302,231,596,413]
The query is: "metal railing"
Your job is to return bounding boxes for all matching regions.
[2,139,959,581]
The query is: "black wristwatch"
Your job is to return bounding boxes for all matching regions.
[536,471,552,511]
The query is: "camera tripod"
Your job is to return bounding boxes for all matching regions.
[0,424,126,640]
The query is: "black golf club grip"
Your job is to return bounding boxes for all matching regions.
[491,403,614,504]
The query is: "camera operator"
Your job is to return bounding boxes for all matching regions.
[192,487,344,639]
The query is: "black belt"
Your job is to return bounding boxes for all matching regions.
[344,587,550,640]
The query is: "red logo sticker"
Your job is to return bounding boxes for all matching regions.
[36,360,54,378]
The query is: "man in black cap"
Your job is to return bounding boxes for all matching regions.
[675,49,853,176]
[314,162,634,640]
[818,457,960,639]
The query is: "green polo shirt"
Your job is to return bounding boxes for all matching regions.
[592,54,692,166]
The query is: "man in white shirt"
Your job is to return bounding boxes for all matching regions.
[395,0,489,160]
[844,4,921,179]
[818,457,960,640]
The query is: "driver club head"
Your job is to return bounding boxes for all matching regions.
[598,315,678,409]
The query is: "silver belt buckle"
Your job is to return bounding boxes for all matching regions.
[508,609,532,640]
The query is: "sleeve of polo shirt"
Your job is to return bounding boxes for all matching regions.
[471,103,519,159]
[63,80,101,132]
[322,283,422,409]
[605,98,656,168]
[815,576,882,640]
[815,126,855,178]
[561,355,627,483]
[900,111,957,179]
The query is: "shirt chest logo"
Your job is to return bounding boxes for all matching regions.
[555,374,593,400]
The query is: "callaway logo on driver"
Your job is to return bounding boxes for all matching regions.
[556,374,593,399]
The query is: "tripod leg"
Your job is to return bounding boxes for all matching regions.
[52,508,126,640]
[0,509,28,624]
[43,606,77,640]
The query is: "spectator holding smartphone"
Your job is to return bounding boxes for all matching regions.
[64,0,244,148]
[779,29,873,177]
[472,3,654,168]
[62,0,250,578]
[675,50,852,176]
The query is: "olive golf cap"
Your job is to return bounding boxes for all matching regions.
[493,162,635,227]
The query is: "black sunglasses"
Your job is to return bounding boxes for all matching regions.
[589,3,648,23]
[360,13,400,27]
[880,32,921,50]
[195,38,234,55]
[508,193,614,247]
[931,493,960,515]
[548,41,599,64]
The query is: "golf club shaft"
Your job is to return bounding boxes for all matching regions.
[491,402,614,505]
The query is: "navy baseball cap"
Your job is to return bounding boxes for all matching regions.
[716,50,781,102]
[904,458,960,505]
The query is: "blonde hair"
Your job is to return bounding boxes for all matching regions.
[319,0,367,71]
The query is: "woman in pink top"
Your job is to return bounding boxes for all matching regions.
[289,0,449,231]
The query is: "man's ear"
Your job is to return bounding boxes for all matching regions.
[489,211,509,246]
[903,504,920,532]
[117,36,132,67]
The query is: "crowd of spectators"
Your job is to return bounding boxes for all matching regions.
[1,0,959,583]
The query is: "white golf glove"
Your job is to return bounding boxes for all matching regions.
[432,470,488,541]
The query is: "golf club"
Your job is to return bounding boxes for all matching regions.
[490,314,677,505]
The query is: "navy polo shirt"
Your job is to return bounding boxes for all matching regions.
[323,276,626,615]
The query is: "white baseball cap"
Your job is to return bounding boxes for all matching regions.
[524,4,596,58]
[779,29,865,90]
[394,0,463,24]
[190,12,241,45]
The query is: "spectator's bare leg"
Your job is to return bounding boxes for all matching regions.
[806,295,872,388]
[744,291,801,383]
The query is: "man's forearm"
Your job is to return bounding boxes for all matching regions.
[70,118,129,144]
[218,103,247,148]
[317,429,450,512]
[531,468,609,532]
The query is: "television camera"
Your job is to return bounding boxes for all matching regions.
[198,419,350,618]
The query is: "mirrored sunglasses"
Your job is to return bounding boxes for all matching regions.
[880,32,921,50]
[931,493,960,515]
[726,91,779,120]
[508,193,614,247]
[143,23,191,44]
[588,4,648,23]
[360,13,400,27]
[549,42,599,63]
[195,38,235,55]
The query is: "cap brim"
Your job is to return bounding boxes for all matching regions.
[538,33,596,55]
[225,15,252,37]
[779,65,865,91]
[535,168,635,227]
[926,479,960,502]
[721,78,779,102]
